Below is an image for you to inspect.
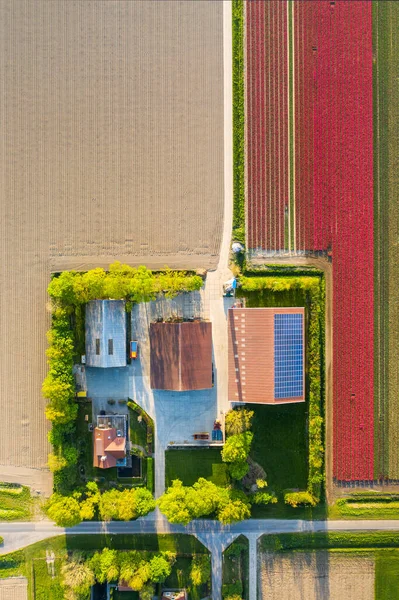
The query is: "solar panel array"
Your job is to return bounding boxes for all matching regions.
[274,313,304,399]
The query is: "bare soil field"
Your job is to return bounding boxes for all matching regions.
[259,551,375,600]
[0,578,27,600]
[0,0,224,491]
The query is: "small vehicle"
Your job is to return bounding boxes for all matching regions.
[130,341,139,359]
[223,278,237,297]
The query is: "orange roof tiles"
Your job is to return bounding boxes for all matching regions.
[93,427,126,469]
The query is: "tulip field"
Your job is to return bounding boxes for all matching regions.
[243,0,399,483]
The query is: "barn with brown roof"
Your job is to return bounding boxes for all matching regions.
[228,307,305,405]
[150,321,213,391]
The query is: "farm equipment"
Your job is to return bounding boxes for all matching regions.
[130,341,139,359]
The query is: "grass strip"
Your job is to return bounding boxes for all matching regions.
[232,0,245,245]
[260,532,399,552]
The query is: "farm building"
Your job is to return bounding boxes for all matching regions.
[93,414,127,469]
[150,321,212,391]
[85,300,126,368]
[228,307,305,404]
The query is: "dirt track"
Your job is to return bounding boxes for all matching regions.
[0,0,224,490]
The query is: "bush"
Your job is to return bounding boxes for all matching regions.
[146,458,154,494]
[0,537,3,545]
[225,408,254,436]
[250,491,277,506]
[229,460,249,481]
[222,432,253,464]
[284,491,317,508]
[222,582,243,599]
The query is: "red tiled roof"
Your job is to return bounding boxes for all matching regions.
[150,321,212,391]
[93,427,126,469]
[228,307,305,405]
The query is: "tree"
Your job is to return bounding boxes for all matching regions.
[140,582,155,600]
[228,460,249,480]
[46,494,82,527]
[149,555,172,582]
[225,408,254,435]
[249,491,277,505]
[190,554,211,586]
[47,453,67,472]
[129,561,151,591]
[157,480,192,525]
[217,499,251,525]
[62,554,95,600]
[89,548,119,583]
[221,432,253,463]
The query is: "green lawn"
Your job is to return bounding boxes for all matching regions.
[222,536,249,600]
[129,408,148,449]
[0,484,32,521]
[375,551,399,600]
[165,448,226,487]
[250,403,308,496]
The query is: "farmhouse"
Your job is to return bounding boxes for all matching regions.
[93,414,127,469]
[85,300,126,368]
[150,321,213,391]
[228,307,305,404]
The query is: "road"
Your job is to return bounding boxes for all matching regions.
[2,516,399,600]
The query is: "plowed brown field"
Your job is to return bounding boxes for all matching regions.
[259,551,375,600]
[0,0,224,491]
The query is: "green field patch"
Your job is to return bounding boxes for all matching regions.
[222,536,249,599]
[375,550,399,600]
[0,483,32,521]
[165,448,225,487]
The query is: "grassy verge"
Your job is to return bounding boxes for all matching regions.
[373,1,399,479]
[165,448,226,487]
[232,0,245,245]
[329,493,399,519]
[0,484,32,521]
[222,536,249,599]
[260,532,399,552]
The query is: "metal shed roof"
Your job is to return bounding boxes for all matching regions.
[85,300,126,368]
[150,321,213,391]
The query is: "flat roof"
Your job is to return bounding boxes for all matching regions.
[150,321,212,391]
[85,300,126,368]
[228,307,305,405]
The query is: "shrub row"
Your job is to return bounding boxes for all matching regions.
[240,274,325,506]
[146,457,154,494]
[232,0,245,245]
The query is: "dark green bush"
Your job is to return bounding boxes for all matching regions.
[222,582,243,599]
[146,458,154,494]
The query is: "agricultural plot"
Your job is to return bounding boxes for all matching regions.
[244,0,375,482]
[373,2,399,480]
[259,551,376,600]
[0,0,224,490]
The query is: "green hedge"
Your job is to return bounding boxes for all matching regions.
[239,274,325,504]
[0,537,3,546]
[146,457,154,494]
[261,532,399,552]
[232,0,245,245]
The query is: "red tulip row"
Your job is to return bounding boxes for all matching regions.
[245,1,375,480]
[246,0,287,251]
[320,1,374,481]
